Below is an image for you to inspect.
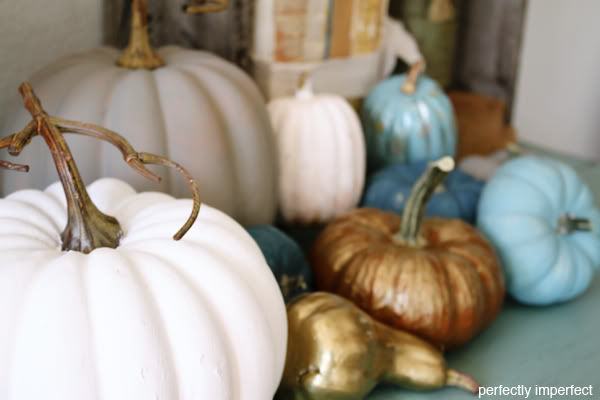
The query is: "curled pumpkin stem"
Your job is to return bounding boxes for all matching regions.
[0,82,201,252]
[132,152,201,240]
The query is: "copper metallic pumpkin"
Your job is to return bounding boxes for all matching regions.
[311,157,504,349]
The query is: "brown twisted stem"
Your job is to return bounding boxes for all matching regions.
[183,0,229,13]
[0,82,201,253]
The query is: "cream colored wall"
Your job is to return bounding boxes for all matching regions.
[0,0,103,121]
[512,0,600,160]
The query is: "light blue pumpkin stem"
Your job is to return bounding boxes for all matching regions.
[557,215,592,234]
[400,60,425,95]
[394,156,455,245]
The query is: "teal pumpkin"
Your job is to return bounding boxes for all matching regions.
[360,66,457,171]
[362,161,484,224]
[477,156,600,305]
[246,225,313,302]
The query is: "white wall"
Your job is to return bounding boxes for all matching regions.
[0,0,103,120]
[512,0,600,160]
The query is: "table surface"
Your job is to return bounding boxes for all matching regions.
[366,143,600,400]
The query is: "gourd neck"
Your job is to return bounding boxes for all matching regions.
[374,322,479,393]
[557,215,592,234]
[117,0,166,69]
[400,60,424,95]
[393,157,455,246]
[19,83,122,253]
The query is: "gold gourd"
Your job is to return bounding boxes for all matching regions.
[277,292,479,400]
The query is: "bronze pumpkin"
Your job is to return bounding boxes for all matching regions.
[310,157,505,349]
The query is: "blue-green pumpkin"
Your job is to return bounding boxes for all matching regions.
[246,225,313,302]
[361,64,457,171]
[362,161,484,224]
[477,156,600,305]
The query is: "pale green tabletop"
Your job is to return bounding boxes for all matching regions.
[367,143,600,400]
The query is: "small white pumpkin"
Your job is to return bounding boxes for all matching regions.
[268,78,366,224]
[0,0,277,226]
[0,178,287,400]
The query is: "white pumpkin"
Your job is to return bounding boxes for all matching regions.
[268,79,366,224]
[0,178,286,400]
[0,0,277,226]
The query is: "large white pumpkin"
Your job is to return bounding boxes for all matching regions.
[268,79,366,224]
[0,0,277,226]
[0,178,286,400]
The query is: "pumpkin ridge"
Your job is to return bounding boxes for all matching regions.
[559,240,581,300]
[126,243,276,397]
[2,253,58,398]
[440,248,495,336]
[0,198,61,237]
[340,99,364,206]
[0,218,58,247]
[149,69,175,194]
[171,62,276,223]
[506,236,561,293]
[568,234,598,269]
[78,252,102,399]
[321,99,344,218]
[95,249,181,398]
[498,171,557,214]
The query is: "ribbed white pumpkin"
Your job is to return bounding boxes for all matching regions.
[0,46,277,226]
[268,80,366,224]
[0,178,287,400]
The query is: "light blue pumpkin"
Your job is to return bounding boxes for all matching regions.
[360,73,457,171]
[477,156,600,305]
[246,225,313,302]
[361,161,484,224]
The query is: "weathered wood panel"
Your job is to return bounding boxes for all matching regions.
[104,0,253,69]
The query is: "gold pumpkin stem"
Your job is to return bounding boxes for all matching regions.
[117,0,166,69]
[0,82,201,253]
[400,60,425,95]
[394,156,455,246]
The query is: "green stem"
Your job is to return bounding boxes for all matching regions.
[394,156,455,246]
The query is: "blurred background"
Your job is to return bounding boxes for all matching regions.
[1,0,599,160]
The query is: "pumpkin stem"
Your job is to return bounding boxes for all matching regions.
[557,215,592,234]
[183,0,229,14]
[400,60,425,95]
[117,0,166,69]
[394,156,455,246]
[0,82,201,253]
[296,71,314,100]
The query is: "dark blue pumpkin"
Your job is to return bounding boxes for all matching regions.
[361,161,485,223]
[246,225,313,302]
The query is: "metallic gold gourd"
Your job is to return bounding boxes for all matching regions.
[277,292,479,400]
